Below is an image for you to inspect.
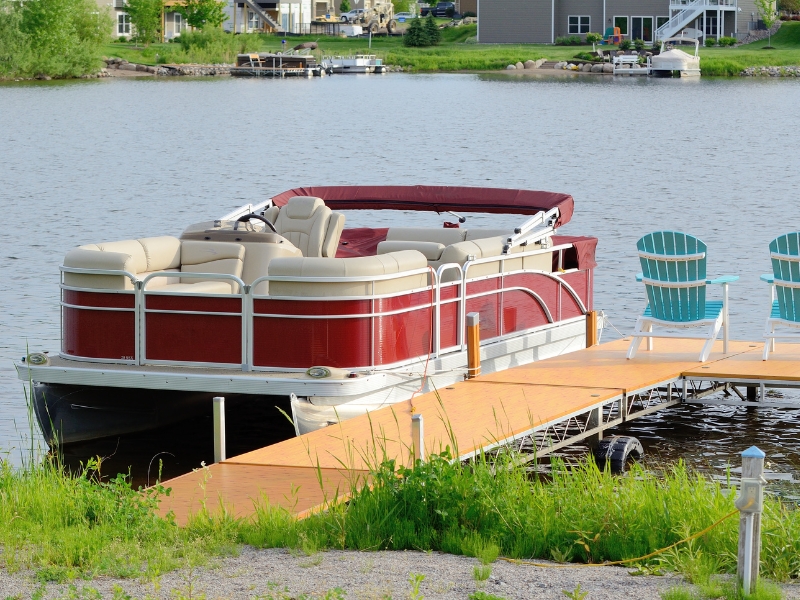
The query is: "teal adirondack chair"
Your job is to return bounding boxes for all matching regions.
[761,232,800,360]
[627,231,738,362]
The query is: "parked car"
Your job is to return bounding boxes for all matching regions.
[339,8,365,22]
[420,2,455,17]
[393,11,416,20]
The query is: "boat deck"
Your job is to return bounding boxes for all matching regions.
[157,337,800,525]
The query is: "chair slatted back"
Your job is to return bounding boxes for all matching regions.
[637,231,707,323]
[770,233,800,323]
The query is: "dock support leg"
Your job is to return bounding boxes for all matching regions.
[213,396,226,463]
[682,378,688,401]
[466,312,481,379]
[747,386,757,402]
[737,446,765,595]
[585,311,598,347]
[586,407,604,449]
[411,413,425,463]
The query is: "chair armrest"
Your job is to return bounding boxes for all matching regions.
[635,273,643,282]
[706,275,739,284]
[760,274,775,283]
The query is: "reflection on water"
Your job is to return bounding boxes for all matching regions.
[1,74,799,487]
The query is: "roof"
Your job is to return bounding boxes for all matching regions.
[270,185,575,227]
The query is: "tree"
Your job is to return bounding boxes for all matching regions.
[755,0,778,47]
[339,0,350,13]
[125,0,163,46]
[779,0,800,14]
[17,0,111,77]
[423,13,440,45]
[402,12,424,45]
[391,0,410,13]
[174,0,228,29]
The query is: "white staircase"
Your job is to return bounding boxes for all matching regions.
[242,0,283,32]
[655,0,706,40]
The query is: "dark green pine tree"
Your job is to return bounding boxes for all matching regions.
[423,14,441,45]
[402,15,425,46]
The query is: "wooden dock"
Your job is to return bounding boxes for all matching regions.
[157,337,800,525]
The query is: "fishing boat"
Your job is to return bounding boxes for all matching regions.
[17,186,598,443]
[650,36,701,77]
[321,55,387,74]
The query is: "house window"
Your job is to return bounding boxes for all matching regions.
[656,16,669,29]
[248,10,260,29]
[174,12,182,32]
[704,14,718,36]
[613,16,629,35]
[568,15,590,34]
[632,16,653,42]
[117,13,130,35]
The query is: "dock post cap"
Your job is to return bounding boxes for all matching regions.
[741,446,765,459]
[466,312,480,327]
[411,413,423,422]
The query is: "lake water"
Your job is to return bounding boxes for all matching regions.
[1,73,799,484]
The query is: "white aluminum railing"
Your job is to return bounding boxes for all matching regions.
[656,0,736,40]
[59,242,588,372]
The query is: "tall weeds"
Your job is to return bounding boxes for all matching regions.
[1,448,799,582]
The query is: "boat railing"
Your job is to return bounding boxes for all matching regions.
[59,242,590,372]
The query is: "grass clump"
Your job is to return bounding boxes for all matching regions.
[0,456,238,580]
[239,450,800,584]
[3,447,800,587]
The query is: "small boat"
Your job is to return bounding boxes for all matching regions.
[17,186,599,443]
[321,54,387,74]
[651,36,700,77]
[232,43,329,78]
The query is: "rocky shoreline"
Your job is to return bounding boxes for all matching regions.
[740,65,800,76]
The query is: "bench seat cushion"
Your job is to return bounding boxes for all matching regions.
[269,250,428,297]
[377,240,445,261]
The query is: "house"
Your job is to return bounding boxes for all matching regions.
[97,0,188,40]
[477,0,761,44]
[224,0,312,33]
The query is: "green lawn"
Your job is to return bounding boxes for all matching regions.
[103,21,800,75]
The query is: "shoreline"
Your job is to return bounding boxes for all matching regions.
[1,548,798,599]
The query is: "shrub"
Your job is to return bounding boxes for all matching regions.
[168,27,259,62]
[585,32,602,44]
[339,0,350,11]
[619,39,632,50]
[555,35,582,45]
[704,37,716,47]
[634,38,645,50]
[719,36,737,46]
[423,13,441,44]
[462,11,476,17]
[573,51,596,61]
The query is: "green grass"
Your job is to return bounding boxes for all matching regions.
[101,22,800,74]
[0,457,239,581]
[4,447,800,585]
[698,22,800,75]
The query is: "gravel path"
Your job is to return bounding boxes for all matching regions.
[2,548,800,599]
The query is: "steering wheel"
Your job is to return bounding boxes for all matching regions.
[236,213,277,234]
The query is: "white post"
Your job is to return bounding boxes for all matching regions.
[736,446,765,595]
[213,396,226,463]
[722,282,729,354]
[411,413,424,463]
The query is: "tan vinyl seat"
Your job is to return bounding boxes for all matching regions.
[62,237,245,294]
[385,227,467,246]
[268,250,429,297]
[272,197,345,258]
[464,228,515,241]
[432,236,552,282]
[180,241,245,293]
[376,240,446,261]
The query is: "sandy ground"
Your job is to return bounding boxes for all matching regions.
[2,547,800,599]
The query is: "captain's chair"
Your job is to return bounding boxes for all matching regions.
[270,196,344,257]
